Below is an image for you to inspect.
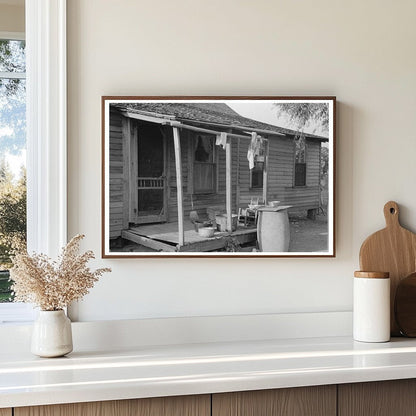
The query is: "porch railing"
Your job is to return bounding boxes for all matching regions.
[137,177,164,189]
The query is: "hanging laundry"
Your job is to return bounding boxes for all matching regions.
[247,132,263,169]
[215,132,227,149]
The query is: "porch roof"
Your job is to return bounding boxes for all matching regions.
[114,102,329,142]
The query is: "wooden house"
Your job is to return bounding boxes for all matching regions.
[108,103,328,252]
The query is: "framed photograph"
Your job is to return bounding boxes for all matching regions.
[102,96,336,257]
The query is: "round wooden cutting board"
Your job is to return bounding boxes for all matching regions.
[359,201,416,336]
[395,272,416,337]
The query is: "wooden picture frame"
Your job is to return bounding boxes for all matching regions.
[102,96,336,258]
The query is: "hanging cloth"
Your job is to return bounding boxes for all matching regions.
[247,132,262,169]
[215,132,227,149]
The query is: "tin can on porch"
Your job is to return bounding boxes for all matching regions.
[215,214,238,232]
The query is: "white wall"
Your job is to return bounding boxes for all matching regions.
[67,0,416,322]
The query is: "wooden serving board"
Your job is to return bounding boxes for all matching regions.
[359,201,416,336]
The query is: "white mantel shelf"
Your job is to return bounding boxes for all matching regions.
[2,335,416,409]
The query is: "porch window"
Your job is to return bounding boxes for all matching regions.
[294,135,306,187]
[193,134,216,193]
[250,158,264,189]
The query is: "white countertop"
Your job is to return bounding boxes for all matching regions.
[2,336,416,409]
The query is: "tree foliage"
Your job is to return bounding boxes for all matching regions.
[274,102,329,134]
[274,103,330,199]
[0,39,25,77]
[0,40,27,301]
[0,161,26,269]
[0,39,26,155]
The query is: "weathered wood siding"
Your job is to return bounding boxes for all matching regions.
[237,136,321,212]
[165,128,238,221]
[283,139,321,211]
[108,110,323,239]
[109,110,124,238]
[164,131,321,222]
[238,136,292,205]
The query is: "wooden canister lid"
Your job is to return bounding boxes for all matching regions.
[354,271,390,279]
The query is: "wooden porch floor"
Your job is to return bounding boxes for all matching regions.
[121,220,257,252]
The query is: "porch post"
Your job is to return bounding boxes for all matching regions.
[130,123,138,223]
[318,143,322,213]
[225,134,233,232]
[121,117,131,229]
[263,139,269,205]
[236,137,241,209]
[172,127,185,246]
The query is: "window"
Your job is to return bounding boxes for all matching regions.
[0,0,68,323]
[250,146,265,189]
[0,37,26,304]
[250,161,264,188]
[294,135,306,187]
[193,134,216,193]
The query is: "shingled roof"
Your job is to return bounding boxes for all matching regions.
[114,102,328,141]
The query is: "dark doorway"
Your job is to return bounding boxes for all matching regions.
[136,123,166,224]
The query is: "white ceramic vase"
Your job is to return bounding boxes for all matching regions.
[31,310,73,357]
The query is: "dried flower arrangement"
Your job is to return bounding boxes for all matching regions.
[10,234,111,311]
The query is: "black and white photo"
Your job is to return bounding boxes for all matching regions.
[102,97,335,257]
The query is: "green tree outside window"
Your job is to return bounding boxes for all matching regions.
[0,39,27,302]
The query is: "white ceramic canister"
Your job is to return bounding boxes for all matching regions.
[353,271,390,343]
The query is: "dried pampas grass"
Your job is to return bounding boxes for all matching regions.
[10,234,111,311]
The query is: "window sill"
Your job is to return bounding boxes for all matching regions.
[0,303,36,324]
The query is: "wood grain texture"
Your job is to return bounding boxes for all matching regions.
[339,380,416,416]
[108,110,124,238]
[394,272,416,336]
[15,395,210,416]
[359,201,416,335]
[212,386,336,416]
[0,409,12,416]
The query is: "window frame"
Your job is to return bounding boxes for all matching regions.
[0,0,67,324]
[0,32,26,312]
[26,0,67,256]
[250,156,265,190]
[294,135,307,187]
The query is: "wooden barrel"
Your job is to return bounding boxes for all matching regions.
[257,207,290,252]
